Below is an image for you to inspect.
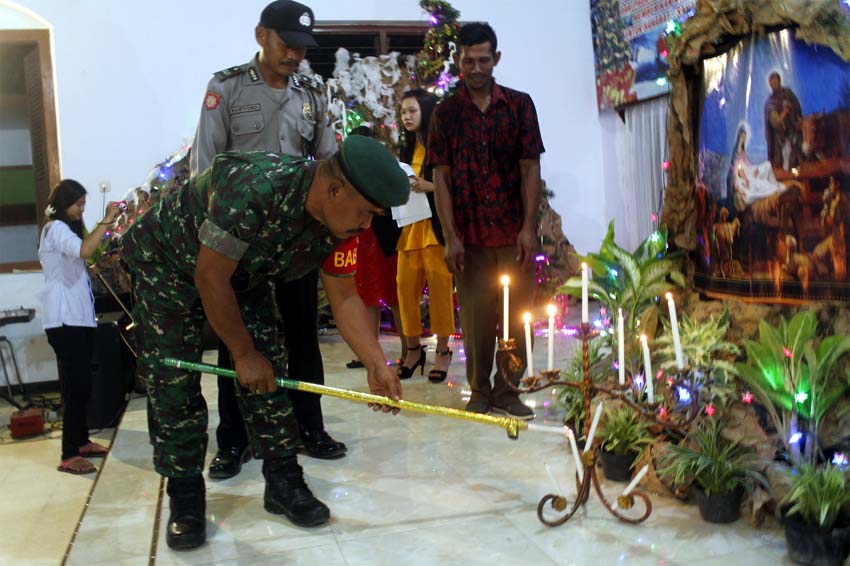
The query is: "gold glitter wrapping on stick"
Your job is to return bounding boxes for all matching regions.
[163,358,527,439]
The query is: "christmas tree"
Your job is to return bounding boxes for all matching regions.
[416,0,461,97]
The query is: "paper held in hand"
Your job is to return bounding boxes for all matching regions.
[392,161,432,227]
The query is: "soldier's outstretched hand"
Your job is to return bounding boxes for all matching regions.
[366,363,402,415]
[234,349,278,394]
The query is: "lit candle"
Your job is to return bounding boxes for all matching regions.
[622,464,649,497]
[666,292,684,370]
[583,401,604,453]
[640,334,653,403]
[617,308,625,385]
[581,263,589,324]
[566,427,584,483]
[501,275,510,341]
[547,304,556,371]
[523,312,534,377]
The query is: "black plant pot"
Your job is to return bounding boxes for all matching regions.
[600,449,637,482]
[693,484,743,524]
[783,511,850,566]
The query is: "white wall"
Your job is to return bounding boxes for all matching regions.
[1,0,617,383]
[5,0,612,252]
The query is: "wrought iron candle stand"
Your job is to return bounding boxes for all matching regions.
[496,324,700,528]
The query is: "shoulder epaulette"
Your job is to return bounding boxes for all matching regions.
[213,65,246,81]
[292,73,323,92]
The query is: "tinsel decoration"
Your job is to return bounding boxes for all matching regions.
[325,48,412,145]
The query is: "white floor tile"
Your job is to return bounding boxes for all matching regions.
[3,308,793,565]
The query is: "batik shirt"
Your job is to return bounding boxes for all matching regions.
[429,81,545,247]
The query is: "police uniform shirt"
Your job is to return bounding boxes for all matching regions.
[190,55,338,178]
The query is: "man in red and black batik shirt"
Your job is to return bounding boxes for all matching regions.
[430,22,544,420]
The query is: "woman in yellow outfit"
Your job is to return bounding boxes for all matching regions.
[396,89,455,382]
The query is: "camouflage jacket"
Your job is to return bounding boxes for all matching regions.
[122,151,338,293]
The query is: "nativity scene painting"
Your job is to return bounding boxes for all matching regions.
[695,28,850,301]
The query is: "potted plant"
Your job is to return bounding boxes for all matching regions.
[781,464,850,566]
[659,418,767,523]
[598,407,652,482]
[559,220,685,341]
[735,310,850,461]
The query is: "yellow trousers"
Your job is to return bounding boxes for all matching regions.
[397,244,455,338]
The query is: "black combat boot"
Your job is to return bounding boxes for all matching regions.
[166,475,206,550]
[300,428,347,460]
[263,457,330,527]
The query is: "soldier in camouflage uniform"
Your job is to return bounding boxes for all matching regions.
[122,136,409,550]
[190,0,347,478]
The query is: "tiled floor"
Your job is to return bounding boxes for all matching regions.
[1,315,790,565]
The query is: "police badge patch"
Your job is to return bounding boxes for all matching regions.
[302,102,313,121]
[204,91,222,110]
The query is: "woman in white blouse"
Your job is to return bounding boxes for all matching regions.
[39,179,120,474]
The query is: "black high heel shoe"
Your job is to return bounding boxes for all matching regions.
[428,348,453,383]
[397,345,426,379]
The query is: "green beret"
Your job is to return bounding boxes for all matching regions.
[337,134,410,208]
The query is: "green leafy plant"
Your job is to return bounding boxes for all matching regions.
[659,418,767,496]
[556,338,605,433]
[655,309,739,378]
[735,310,850,462]
[559,220,684,333]
[558,220,684,378]
[655,309,740,410]
[782,464,850,530]
[599,406,653,457]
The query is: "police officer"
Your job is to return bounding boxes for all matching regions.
[190,0,346,481]
[123,135,410,550]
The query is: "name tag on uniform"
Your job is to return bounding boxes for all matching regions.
[229,104,261,115]
[333,248,357,268]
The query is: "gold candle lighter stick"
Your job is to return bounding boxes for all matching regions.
[163,358,527,439]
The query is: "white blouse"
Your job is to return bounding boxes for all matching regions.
[38,221,96,329]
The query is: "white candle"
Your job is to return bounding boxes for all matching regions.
[566,427,584,483]
[622,464,649,497]
[666,292,684,370]
[640,334,653,403]
[647,368,654,404]
[581,263,589,324]
[523,312,534,377]
[617,308,625,385]
[547,304,556,371]
[527,423,569,436]
[583,401,604,453]
[501,275,510,341]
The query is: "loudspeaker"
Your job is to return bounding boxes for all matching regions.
[87,312,135,428]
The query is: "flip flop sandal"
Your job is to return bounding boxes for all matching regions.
[57,456,97,475]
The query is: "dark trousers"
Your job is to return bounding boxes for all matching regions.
[455,246,535,407]
[215,270,325,450]
[46,325,94,460]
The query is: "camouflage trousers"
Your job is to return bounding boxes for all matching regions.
[130,260,299,478]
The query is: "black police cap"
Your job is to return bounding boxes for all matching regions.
[259,1,318,48]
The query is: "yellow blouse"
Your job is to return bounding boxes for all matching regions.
[397,142,440,251]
